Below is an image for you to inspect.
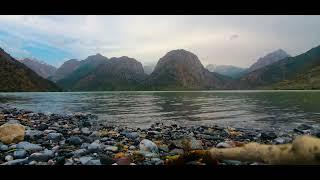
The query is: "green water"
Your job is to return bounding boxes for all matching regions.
[0,90,320,130]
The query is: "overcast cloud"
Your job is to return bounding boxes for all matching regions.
[0,15,320,68]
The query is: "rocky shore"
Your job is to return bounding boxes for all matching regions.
[1,106,320,165]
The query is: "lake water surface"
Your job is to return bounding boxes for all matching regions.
[1,90,320,130]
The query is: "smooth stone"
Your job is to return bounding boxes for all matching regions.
[16,141,42,152]
[47,133,63,141]
[81,143,90,149]
[86,159,101,165]
[67,136,83,145]
[48,159,55,165]
[0,144,8,151]
[72,149,87,157]
[4,158,29,165]
[274,137,285,144]
[139,139,159,153]
[5,155,13,161]
[29,152,51,162]
[0,123,25,144]
[105,145,118,152]
[79,156,93,165]
[81,128,91,135]
[13,149,27,159]
[129,145,136,150]
[126,132,139,140]
[116,157,131,165]
[88,142,101,152]
[28,160,37,165]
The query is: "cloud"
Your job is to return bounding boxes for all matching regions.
[0,15,320,68]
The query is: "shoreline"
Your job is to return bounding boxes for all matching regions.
[1,106,319,165]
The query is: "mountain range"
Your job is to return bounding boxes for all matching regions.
[55,54,147,91]
[0,48,60,92]
[205,64,246,79]
[241,45,320,89]
[1,45,320,91]
[20,58,57,79]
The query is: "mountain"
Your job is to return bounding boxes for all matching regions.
[241,45,320,89]
[49,59,81,82]
[206,64,246,78]
[20,58,57,79]
[271,66,320,89]
[247,49,290,73]
[0,48,60,92]
[143,65,155,75]
[140,49,235,90]
[57,54,147,91]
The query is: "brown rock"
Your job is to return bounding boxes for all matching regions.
[0,123,25,144]
[116,157,131,165]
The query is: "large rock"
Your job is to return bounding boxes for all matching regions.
[0,123,25,144]
[139,139,159,153]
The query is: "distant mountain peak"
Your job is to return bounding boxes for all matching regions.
[20,58,57,79]
[247,49,290,72]
[143,49,234,90]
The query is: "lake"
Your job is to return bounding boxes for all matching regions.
[1,90,320,130]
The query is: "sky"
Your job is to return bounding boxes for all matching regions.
[0,15,320,68]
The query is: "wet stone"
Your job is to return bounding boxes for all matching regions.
[47,133,63,141]
[67,136,83,146]
[88,142,101,152]
[13,150,27,159]
[139,139,159,153]
[4,158,29,165]
[0,144,9,151]
[86,159,101,165]
[5,155,13,161]
[81,128,91,135]
[16,142,43,152]
[79,156,93,165]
